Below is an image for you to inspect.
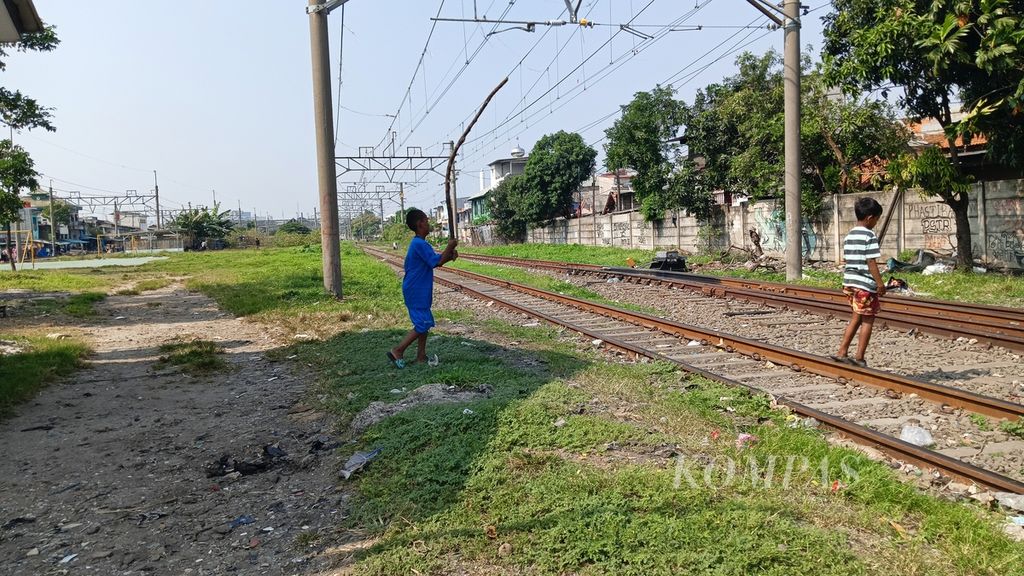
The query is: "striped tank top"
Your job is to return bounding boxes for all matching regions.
[842,226,881,292]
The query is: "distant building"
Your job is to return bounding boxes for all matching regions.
[596,169,636,214]
[469,147,529,221]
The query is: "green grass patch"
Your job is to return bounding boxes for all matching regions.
[0,268,116,292]
[450,259,657,314]
[304,320,1022,575]
[463,243,656,267]
[464,243,1024,307]
[27,292,106,317]
[141,244,405,320]
[0,335,88,415]
[156,340,227,374]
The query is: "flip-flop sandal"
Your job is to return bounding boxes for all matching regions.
[849,358,868,368]
[829,354,851,364]
[386,351,405,369]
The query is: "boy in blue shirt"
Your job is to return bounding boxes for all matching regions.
[386,209,458,368]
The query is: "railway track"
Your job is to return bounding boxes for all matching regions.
[457,253,1024,353]
[365,247,1024,493]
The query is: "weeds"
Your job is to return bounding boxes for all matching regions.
[0,335,88,416]
[156,340,226,374]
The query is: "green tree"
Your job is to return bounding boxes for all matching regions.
[171,204,234,249]
[933,0,1024,167]
[520,131,596,225]
[0,141,39,270]
[821,0,1018,269]
[350,211,381,240]
[488,174,529,243]
[802,70,911,203]
[678,52,908,219]
[604,86,687,221]
[0,26,59,270]
[277,219,312,235]
[1,26,59,133]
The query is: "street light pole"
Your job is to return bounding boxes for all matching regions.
[308,0,345,298]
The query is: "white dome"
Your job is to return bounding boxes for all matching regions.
[510,146,525,158]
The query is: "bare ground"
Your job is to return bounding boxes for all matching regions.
[0,285,352,575]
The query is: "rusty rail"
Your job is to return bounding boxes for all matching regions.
[366,247,1024,493]
[459,253,1024,352]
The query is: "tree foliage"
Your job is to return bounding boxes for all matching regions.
[350,211,381,240]
[520,131,596,224]
[0,140,38,225]
[489,174,529,243]
[821,0,1017,268]
[604,86,687,220]
[171,204,234,249]
[277,219,312,235]
[678,51,908,219]
[1,26,59,132]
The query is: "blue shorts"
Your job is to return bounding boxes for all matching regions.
[408,307,435,334]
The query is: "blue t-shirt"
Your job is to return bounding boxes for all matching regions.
[402,236,441,309]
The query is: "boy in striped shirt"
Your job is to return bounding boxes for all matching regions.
[833,197,886,368]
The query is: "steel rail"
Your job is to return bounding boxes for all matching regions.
[365,248,1024,493]
[459,253,1024,351]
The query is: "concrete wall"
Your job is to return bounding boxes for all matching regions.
[467,178,1023,269]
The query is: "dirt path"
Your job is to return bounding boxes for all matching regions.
[0,286,346,575]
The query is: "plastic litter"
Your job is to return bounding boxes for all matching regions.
[462,408,475,415]
[1011,516,1024,526]
[427,354,439,367]
[735,433,758,449]
[340,448,382,480]
[58,554,78,564]
[230,515,255,529]
[995,492,1024,512]
[922,263,954,275]
[899,425,934,447]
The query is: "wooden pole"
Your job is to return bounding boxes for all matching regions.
[445,76,509,239]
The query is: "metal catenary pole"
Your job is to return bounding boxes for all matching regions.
[153,170,161,229]
[308,0,344,298]
[48,180,56,256]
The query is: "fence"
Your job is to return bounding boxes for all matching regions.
[470,178,1024,270]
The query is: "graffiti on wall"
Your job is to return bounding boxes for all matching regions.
[752,206,818,258]
[987,231,1024,268]
[907,202,955,251]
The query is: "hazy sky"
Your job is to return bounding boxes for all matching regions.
[5,1,825,221]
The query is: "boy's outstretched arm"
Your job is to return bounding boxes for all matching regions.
[867,259,886,297]
[437,238,459,267]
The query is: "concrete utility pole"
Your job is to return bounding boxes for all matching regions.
[48,180,56,256]
[307,0,345,298]
[743,0,801,280]
[783,0,802,281]
[153,170,161,229]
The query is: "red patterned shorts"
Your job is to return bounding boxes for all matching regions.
[843,287,880,317]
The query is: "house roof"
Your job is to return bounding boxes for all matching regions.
[488,156,528,166]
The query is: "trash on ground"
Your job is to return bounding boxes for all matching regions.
[340,448,382,480]
[899,425,934,447]
[591,339,603,347]
[922,263,954,275]
[553,417,567,428]
[735,433,758,449]
[59,554,78,564]
[687,340,701,347]
[994,492,1024,512]
[427,354,439,367]
[462,408,475,415]
[230,515,255,529]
